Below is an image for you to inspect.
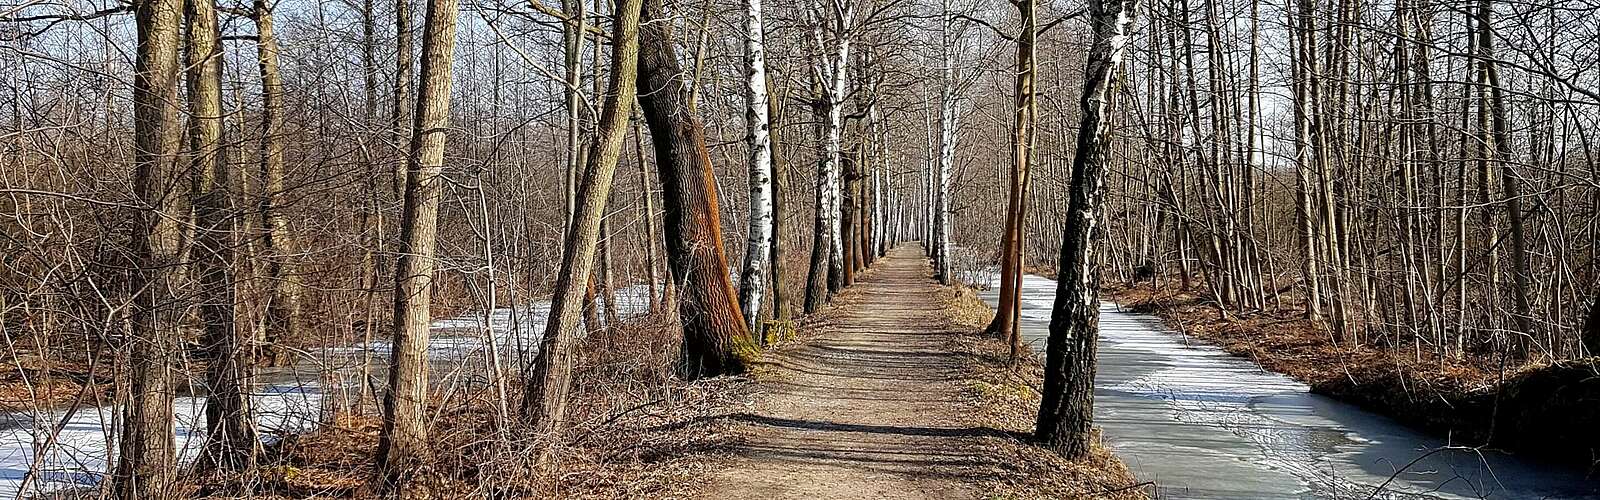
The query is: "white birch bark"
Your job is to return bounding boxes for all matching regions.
[934,4,960,283]
[821,0,852,288]
[737,0,774,336]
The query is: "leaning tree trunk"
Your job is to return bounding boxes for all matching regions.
[736,0,775,337]
[520,0,644,432]
[637,0,758,377]
[1035,0,1138,459]
[115,0,184,495]
[188,0,258,471]
[376,0,459,488]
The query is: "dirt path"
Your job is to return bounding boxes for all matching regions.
[701,245,993,499]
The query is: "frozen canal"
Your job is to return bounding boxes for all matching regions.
[982,272,1598,499]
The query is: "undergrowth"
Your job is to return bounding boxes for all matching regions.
[189,313,751,498]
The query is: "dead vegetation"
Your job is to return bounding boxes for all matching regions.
[939,286,1149,499]
[1106,281,1600,471]
[188,313,751,498]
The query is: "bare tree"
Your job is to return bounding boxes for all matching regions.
[636,0,759,377]
[114,0,184,495]
[1035,0,1138,459]
[521,0,645,432]
[188,0,257,470]
[736,0,776,338]
[376,0,460,486]
[254,0,298,364]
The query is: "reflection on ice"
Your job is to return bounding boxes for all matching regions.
[983,271,1598,499]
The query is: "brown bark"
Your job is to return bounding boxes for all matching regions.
[255,0,297,365]
[115,0,184,495]
[636,0,758,377]
[188,0,258,470]
[985,0,1038,342]
[377,0,459,486]
[520,0,644,432]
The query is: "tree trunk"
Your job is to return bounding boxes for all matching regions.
[1035,0,1138,459]
[933,4,959,285]
[255,0,297,365]
[1477,0,1535,346]
[736,0,775,337]
[520,0,644,432]
[188,0,258,470]
[115,0,184,495]
[636,0,758,377]
[391,0,413,198]
[842,150,860,286]
[985,0,1037,341]
[376,0,460,486]
[562,0,588,237]
[767,75,791,325]
[1290,0,1323,322]
[633,116,662,313]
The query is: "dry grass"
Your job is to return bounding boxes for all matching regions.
[939,286,1149,500]
[191,313,753,499]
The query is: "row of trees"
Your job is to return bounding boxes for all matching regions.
[1093,0,1600,362]
[933,0,1600,369]
[6,0,972,495]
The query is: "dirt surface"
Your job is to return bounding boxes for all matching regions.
[700,246,1007,499]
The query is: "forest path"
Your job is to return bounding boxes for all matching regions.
[701,244,991,500]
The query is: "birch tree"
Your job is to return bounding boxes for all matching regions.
[736,0,775,337]
[1035,0,1138,459]
[803,0,853,312]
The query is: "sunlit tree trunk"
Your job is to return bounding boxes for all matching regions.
[255,0,298,365]
[115,0,184,494]
[737,0,775,337]
[1036,0,1138,459]
[521,0,644,431]
[767,76,791,325]
[985,0,1037,345]
[636,0,759,377]
[932,2,959,285]
[188,0,258,470]
[377,0,460,486]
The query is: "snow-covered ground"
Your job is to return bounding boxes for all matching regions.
[0,282,658,498]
